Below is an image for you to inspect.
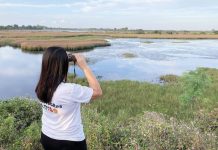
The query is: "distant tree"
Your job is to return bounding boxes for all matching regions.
[166,31,173,34]
[0,24,47,30]
[121,27,128,31]
[153,30,162,34]
[6,25,13,29]
[13,24,19,29]
[135,29,145,34]
[27,25,33,29]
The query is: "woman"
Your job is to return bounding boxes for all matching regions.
[35,46,102,150]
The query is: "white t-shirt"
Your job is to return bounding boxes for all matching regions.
[40,82,93,141]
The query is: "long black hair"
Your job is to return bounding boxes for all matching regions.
[35,46,69,103]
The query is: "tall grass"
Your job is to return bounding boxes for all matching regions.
[0,68,217,149]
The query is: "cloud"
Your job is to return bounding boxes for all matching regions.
[81,6,94,12]
[0,0,173,11]
[0,3,73,8]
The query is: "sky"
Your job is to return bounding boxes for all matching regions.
[0,0,217,30]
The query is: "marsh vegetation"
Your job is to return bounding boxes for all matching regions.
[1,31,218,52]
[0,31,110,51]
[0,68,217,150]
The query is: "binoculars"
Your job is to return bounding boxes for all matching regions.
[67,53,77,63]
[68,53,77,77]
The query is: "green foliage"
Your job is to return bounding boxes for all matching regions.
[17,122,42,150]
[82,109,114,149]
[0,98,42,150]
[0,68,218,149]
[0,97,41,131]
[180,69,212,105]
[0,116,17,146]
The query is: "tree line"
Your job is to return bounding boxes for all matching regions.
[0,25,217,34]
[0,24,47,30]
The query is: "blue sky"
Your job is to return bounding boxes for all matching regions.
[0,0,217,30]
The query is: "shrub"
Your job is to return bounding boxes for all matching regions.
[10,122,42,150]
[194,108,218,135]
[0,98,42,150]
[0,97,41,131]
[0,116,17,146]
[180,69,212,105]
[113,111,217,150]
[82,108,114,150]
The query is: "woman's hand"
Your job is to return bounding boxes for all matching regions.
[74,54,88,70]
[75,54,102,100]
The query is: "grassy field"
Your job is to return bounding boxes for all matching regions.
[0,31,110,51]
[1,31,218,52]
[0,68,217,150]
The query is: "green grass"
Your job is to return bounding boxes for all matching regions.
[0,68,217,149]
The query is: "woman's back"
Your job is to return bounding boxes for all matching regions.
[41,82,93,141]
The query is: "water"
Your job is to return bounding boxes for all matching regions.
[1,38,218,99]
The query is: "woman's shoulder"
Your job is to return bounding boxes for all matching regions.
[53,82,78,99]
[57,82,85,93]
[57,82,75,91]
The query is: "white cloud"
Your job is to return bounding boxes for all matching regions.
[0,0,173,11]
[81,6,94,12]
[0,3,74,8]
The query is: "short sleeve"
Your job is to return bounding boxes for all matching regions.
[68,83,93,103]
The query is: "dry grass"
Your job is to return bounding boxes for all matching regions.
[97,32,218,39]
[1,31,218,51]
[20,39,110,51]
[0,31,110,51]
[160,74,180,83]
[122,52,137,58]
[0,31,89,38]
